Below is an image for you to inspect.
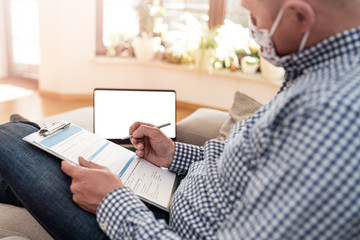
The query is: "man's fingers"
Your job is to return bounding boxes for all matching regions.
[131,139,144,150]
[129,122,155,136]
[132,125,158,139]
[62,157,104,178]
[78,156,104,169]
[135,149,145,158]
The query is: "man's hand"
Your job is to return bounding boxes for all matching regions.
[129,122,175,168]
[61,157,124,214]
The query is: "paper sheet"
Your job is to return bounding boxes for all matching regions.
[23,124,176,211]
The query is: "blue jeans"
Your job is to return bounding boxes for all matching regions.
[0,122,170,239]
[0,121,108,239]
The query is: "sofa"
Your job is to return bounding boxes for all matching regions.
[0,91,262,240]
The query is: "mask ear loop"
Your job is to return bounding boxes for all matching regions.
[298,30,310,52]
[269,8,286,36]
[270,7,310,52]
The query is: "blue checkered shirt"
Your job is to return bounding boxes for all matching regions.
[97,27,360,239]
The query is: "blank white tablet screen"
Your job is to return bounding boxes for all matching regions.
[94,89,176,140]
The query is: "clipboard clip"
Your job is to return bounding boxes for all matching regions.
[39,120,71,137]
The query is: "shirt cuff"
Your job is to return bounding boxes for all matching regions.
[96,187,156,239]
[169,142,204,175]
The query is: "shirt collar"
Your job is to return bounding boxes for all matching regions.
[279,26,360,92]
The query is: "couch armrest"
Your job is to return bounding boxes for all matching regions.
[176,108,228,146]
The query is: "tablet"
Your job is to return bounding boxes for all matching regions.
[93,88,176,145]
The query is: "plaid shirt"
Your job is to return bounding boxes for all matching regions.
[97,27,360,239]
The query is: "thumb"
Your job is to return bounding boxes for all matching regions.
[78,156,105,169]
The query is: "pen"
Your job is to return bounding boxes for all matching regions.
[120,122,171,140]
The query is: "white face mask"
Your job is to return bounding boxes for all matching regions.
[249,8,310,67]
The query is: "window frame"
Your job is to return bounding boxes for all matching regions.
[96,0,106,55]
[95,0,227,56]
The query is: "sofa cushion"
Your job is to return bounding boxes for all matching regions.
[216,91,262,141]
[0,237,30,240]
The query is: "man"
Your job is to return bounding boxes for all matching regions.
[1,0,360,239]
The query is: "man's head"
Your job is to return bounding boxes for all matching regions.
[241,0,360,57]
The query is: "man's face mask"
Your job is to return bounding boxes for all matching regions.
[249,8,310,67]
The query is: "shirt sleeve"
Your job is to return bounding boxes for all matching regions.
[97,187,182,240]
[168,142,204,175]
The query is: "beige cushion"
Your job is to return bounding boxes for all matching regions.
[0,237,30,240]
[216,91,262,141]
[176,91,263,146]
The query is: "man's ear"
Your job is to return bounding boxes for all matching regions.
[283,0,315,33]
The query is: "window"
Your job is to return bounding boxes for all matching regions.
[161,0,210,29]
[96,0,249,56]
[226,0,249,27]
[4,0,40,79]
[103,1,139,46]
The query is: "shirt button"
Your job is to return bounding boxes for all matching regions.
[99,222,107,231]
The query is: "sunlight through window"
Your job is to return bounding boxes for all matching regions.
[0,84,34,102]
[9,0,40,65]
[103,0,139,46]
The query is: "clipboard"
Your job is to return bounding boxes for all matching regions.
[23,121,177,211]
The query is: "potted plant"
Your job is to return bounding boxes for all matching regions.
[194,22,219,72]
[105,33,134,58]
[133,0,164,61]
[241,56,259,74]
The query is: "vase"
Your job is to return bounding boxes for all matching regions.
[260,57,285,80]
[133,37,161,61]
[241,57,259,74]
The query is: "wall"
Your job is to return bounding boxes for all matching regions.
[38,0,280,109]
[38,0,145,94]
[0,1,7,78]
